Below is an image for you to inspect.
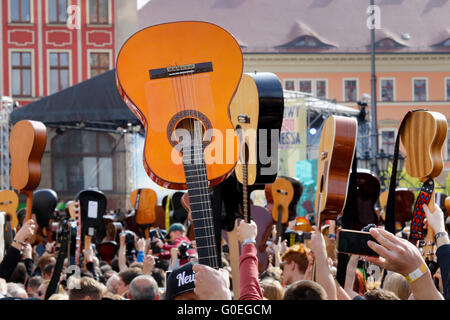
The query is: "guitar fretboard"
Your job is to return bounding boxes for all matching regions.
[182,143,219,269]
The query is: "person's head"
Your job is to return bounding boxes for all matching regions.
[68,276,105,300]
[7,283,28,299]
[168,223,186,241]
[260,278,284,300]
[152,268,166,288]
[39,253,56,274]
[382,272,411,300]
[27,276,43,298]
[164,262,197,300]
[106,273,121,294]
[259,266,283,284]
[37,280,50,300]
[48,293,68,300]
[128,275,159,300]
[283,280,328,300]
[43,263,55,280]
[117,267,142,296]
[363,288,400,300]
[10,263,28,285]
[280,244,310,285]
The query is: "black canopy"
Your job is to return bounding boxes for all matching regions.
[10,69,140,130]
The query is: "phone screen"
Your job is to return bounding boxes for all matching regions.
[338,229,379,256]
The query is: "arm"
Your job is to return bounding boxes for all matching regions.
[343,255,360,299]
[237,220,264,300]
[167,248,180,272]
[136,238,146,263]
[366,227,443,300]
[118,233,128,272]
[309,227,337,300]
[335,279,352,300]
[84,248,99,281]
[142,254,155,275]
[424,204,450,298]
[23,244,34,276]
[0,219,36,281]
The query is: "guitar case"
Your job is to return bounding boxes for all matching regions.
[32,189,58,228]
[75,189,107,243]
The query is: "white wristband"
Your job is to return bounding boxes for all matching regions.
[405,263,428,284]
[241,238,256,248]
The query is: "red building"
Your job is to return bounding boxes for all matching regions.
[1,0,116,106]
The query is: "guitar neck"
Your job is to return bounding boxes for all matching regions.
[183,143,219,269]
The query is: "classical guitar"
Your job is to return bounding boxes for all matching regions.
[129,188,157,239]
[271,177,294,243]
[313,115,357,279]
[32,189,58,243]
[10,120,47,222]
[116,21,243,268]
[379,188,415,228]
[400,110,447,273]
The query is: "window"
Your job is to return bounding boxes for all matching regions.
[375,38,405,49]
[49,0,68,24]
[299,80,312,94]
[381,79,394,102]
[11,0,30,23]
[381,130,395,155]
[344,79,358,102]
[89,52,110,77]
[316,80,327,99]
[284,80,295,91]
[52,130,115,193]
[49,52,69,94]
[11,51,32,97]
[446,78,450,101]
[89,0,109,24]
[413,78,427,101]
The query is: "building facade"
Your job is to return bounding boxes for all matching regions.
[139,0,450,186]
[1,0,139,210]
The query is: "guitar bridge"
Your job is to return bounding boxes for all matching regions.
[150,62,213,80]
[238,114,250,123]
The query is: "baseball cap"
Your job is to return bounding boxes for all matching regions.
[168,223,186,234]
[164,262,196,300]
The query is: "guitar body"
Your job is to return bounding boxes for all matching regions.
[76,189,107,243]
[271,177,294,240]
[231,72,284,186]
[129,189,157,225]
[9,120,47,221]
[379,189,415,224]
[315,115,357,225]
[32,189,58,229]
[401,111,447,183]
[116,21,242,190]
[353,169,380,230]
[0,190,19,230]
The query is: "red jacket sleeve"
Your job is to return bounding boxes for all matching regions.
[239,243,264,300]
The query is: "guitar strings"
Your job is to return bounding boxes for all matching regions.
[186,71,217,268]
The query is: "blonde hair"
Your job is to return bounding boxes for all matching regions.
[382,272,411,300]
[260,278,284,300]
[48,293,69,300]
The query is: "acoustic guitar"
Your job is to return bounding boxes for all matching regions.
[400,110,447,272]
[0,190,19,231]
[271,177,294,243]
[116,21,243,269]
[353,169,380,231]
[129,188,157,239]
[379,188,415,227]
[10,120,47,222]
[313,115,357,279]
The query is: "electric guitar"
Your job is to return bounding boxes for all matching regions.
[116,21,243,268]
[400,110,447,273]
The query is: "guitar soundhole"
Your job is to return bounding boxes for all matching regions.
[167,110,213,148]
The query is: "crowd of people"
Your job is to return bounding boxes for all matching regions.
[0,196,449,301]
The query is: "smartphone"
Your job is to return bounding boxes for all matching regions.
[338,229,379,257]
